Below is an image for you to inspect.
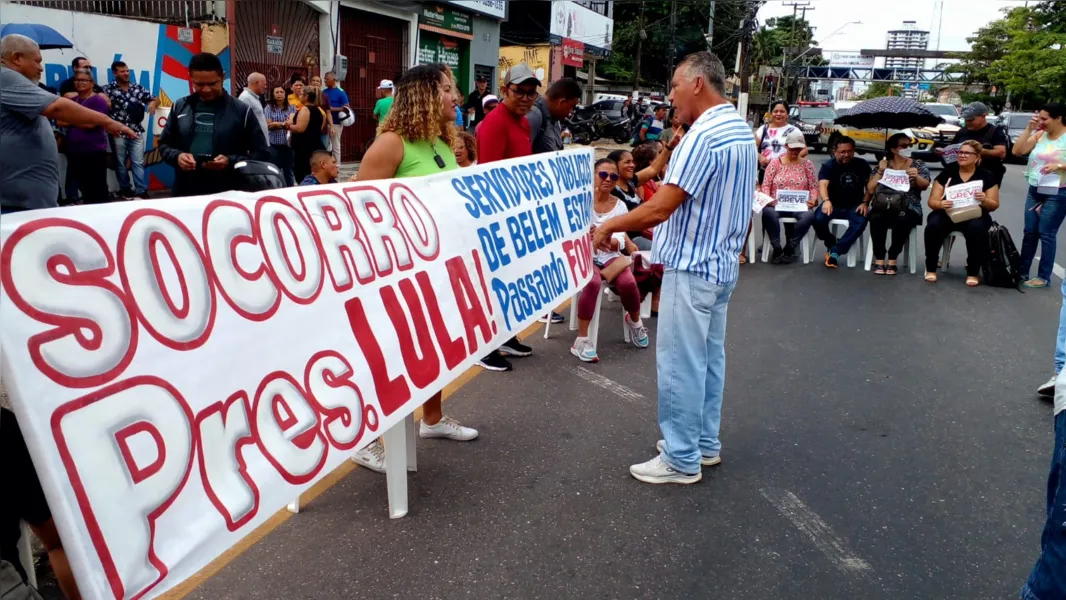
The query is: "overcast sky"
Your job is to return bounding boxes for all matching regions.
[756,0,1027,54]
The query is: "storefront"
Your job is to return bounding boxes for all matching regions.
[417,4,473,90]
[548,0,613,95]
[233,0,323,91]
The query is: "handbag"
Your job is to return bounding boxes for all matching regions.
[870,185,907,217]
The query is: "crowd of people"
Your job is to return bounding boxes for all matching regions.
[2,29,1065,600]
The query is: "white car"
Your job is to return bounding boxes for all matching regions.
[922,103,962,127]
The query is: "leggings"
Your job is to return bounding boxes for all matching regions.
[67,151,109,204]
[869,210,921,261]
[578,259,641,320]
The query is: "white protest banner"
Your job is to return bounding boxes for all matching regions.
[775,189,809,212]
[945,180,983,209]
[879,169,911,192]
[0,148,595,600]
[942,143,961,165]
[752,191,775,214]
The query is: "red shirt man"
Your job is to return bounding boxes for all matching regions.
[476,63,540,163]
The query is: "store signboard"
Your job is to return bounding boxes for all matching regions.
[562,38,584,67]
[419,35,462,71]
[419,4,474,40]
[549,1,613,57]
[445,0,506,20]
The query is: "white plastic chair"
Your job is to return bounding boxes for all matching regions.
[761,217,813,264]
[828,219,863,267]
[745,216,757,264]
[939,231,965,270]
[864,226,920,274]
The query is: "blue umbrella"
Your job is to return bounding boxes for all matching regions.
[0,24,73,49]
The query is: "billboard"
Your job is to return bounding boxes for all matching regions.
[828,53,875,67]
[549,1,613,57]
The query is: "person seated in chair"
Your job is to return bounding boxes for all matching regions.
[865,132,931,275]
[761,129,818,264]
[923,140,1000,287]
[788,136,871,268]
[571,159,651,363]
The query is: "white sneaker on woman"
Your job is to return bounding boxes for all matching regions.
[352,439,386,473]
[420,416,479,441]
[624,313,649,348]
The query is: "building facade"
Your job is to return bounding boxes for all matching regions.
[884,21,929,69]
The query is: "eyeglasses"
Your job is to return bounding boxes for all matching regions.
[597,171,620,181]
[957,150,979,157]
[508,86,539,99]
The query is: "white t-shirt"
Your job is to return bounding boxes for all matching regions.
[756,124,799,160]
[593,197,629,265]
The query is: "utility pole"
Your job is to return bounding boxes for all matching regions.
[738,2,760,123]
[706,0,716,51]
[634,0,645,93]
[781,2,810,103]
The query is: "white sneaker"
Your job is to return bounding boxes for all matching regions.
[624,313,649,348]
[1037,375,1057,397]
[420,416,479,441]
[570,337,599,362]
[352,439,386,473]
[656,440,722,467]
[629,454,701,485]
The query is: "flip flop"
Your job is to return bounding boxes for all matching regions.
[925,272,938,283]
[966,276,979,287]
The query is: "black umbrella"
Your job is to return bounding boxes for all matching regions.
[833,96,943,130]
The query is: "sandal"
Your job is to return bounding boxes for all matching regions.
[739,253,748,265]
[925,272,938,283]
[966,276,979,287]
[886,263,898,276]
[873,261,886,275]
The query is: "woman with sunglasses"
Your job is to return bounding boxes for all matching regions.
[58,68,110,204]
[606,142,677,251]
[923,140,1000,286]
[865,132,931,275]
[571,159,650,363]
[350,63,478,472]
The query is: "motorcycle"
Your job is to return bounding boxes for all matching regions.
[565,112,600,145]
[601,112,640,145]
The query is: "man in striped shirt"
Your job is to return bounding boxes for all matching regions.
[594,51,757,485]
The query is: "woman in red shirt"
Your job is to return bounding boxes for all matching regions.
[761,129,819,264]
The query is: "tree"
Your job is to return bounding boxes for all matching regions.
[950,5,1066,108]
[857,82,901,100]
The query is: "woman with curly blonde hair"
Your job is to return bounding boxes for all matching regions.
[351,63,477,473]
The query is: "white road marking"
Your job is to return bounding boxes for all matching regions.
[568,367,644,403]
[759,487,872,574]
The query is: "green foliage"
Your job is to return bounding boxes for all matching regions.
[857,82,901,100]
[951,4,1066,107]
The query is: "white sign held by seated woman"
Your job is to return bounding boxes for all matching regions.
[946,180,983,209]
[775,189,809,212]
[879,169,911,192]
[752,191,775,214]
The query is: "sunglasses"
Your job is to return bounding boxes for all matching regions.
[897,143,912,149]
[597,171,620,181]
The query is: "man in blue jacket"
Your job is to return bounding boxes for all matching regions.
[159,52,269,197]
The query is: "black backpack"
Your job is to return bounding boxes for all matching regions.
[982,221,1022,289]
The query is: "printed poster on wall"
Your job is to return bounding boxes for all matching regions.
[0,149,595,599]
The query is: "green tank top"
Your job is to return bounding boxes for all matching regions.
[395,137,458,179]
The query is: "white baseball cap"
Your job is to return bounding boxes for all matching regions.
[785,129,807,149]
[378,79,394,90]
[482,94,499,108]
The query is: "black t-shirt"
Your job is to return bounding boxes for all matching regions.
[818,158,872,210]
[464,89,488,127]
[1,408,52,584]
[611,179,645,240]
[952,124,1010,176]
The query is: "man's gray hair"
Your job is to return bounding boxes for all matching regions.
[0,34,40,60]
[247,72,266,84]
[678,51,726,96]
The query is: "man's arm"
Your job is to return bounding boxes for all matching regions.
[234,105,270,164]
[598,184,688,239]
[157,101,184,165]
[984,128,1008,159]
[526,107,544,146]
[41,97,134,137]
[818,180,831,203]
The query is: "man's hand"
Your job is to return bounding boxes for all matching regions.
[203,155,229,171]
[592,223,614,253]
[856,203,869,217]
[104,121,137,139]
[177,153,197,171]
[821,200,833,215]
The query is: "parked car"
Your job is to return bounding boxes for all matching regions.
[820,122,956,162]
[788,102,838,152]
[997,111,1038,162]
[922,103,962,127]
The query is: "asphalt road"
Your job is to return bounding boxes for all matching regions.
[182,158,1063,599]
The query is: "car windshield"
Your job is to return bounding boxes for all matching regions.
[798,107,837,120]
[1010,114,1035,128]
[925,105,959,117]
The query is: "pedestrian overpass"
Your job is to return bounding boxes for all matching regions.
[786,65,962,84]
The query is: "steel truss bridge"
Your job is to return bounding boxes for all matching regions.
[786,66,963,84]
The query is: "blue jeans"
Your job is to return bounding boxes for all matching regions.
[113,133,147,194]
[657,270,734,475]
[808,205,868,255]
[1055,276,1066,374]
[1020,409,1066,600]
[1020,185,1066,282]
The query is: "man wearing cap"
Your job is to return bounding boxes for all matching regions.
[946,102,1009,181]
[373,79,394,122]
[463,75,491,128]
[473,62,541,371]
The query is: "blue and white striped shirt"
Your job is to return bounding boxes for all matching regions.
[650,103,757,286]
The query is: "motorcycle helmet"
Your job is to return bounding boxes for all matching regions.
[233,160,286,192]
[337,107,356,127]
